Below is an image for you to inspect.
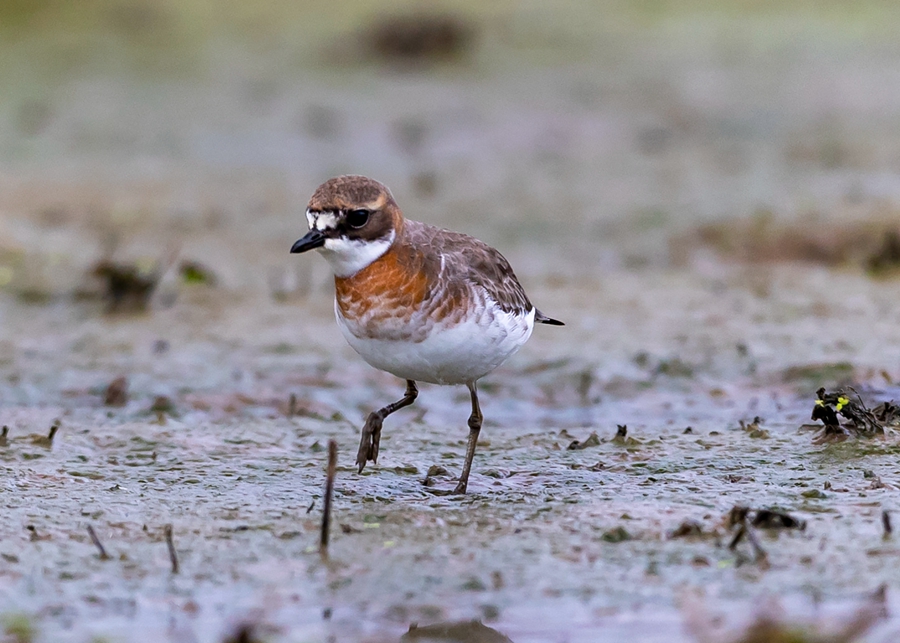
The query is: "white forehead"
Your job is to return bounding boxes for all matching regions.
[307,209,339,231]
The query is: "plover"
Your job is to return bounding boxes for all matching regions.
[291,175,562,494]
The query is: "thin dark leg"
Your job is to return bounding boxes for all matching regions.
[356,380,418,473]
[453,381,483,495]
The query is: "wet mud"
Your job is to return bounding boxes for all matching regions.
[3,274,900,642]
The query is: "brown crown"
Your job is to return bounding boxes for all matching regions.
[307,175,399,213]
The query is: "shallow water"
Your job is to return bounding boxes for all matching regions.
[3,1,900,641]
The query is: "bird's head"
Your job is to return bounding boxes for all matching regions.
[291,175,402,277]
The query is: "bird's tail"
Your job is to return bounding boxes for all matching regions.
[535,309,564,326]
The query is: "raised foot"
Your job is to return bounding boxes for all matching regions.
[355,413,383,473]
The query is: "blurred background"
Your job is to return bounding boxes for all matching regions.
[0,0,900,401]
[3,0,900,298]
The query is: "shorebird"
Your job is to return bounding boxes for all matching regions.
[291,175,562,493]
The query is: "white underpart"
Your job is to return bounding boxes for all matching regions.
[320,230,395,278]
[336,296,536,385]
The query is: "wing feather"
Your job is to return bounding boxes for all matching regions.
[403,220,532,315]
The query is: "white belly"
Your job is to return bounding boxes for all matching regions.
[335,300,535,385]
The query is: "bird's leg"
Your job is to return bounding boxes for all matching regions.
[356,380,418,473]
[453,382,483,495]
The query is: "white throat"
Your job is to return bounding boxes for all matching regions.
[319,230,395,278]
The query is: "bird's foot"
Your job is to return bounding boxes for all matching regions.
[355,413,383,473]
[451,480,468,495]
[423,481,470,496]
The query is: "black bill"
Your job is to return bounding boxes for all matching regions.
[290,229,326,253]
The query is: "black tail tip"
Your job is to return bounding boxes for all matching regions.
[535,310,564,326]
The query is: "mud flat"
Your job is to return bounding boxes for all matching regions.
[3,264,900,642]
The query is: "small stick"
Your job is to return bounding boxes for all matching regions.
[873,583,889,618]
[226,624,256,643]
[48,421,59,443]
[164,524,179,574]
[288,393,298,418]
[728,525,746,550]
[87,525,110,560]
[320,440,338,557]
[743,519,768,564]
[727,513,768,565]
[883,510,892,539]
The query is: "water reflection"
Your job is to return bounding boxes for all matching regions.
[401,620,513,643]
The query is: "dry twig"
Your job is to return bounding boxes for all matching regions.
[320,440,338,557]
[165,524,179,574]
[87,525,110,560]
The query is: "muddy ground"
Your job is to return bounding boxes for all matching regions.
[3,2,900,642]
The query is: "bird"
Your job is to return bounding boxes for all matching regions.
[290,175,562,494]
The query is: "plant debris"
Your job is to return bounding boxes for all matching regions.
[26,525,49,542]
[724,506,806,568]
[222,623,264,643]
[566,431,600,450]
[726,507,768,567]
[423,464,451,487]
[365,13,476,65]
[726,506,805,532]
[150,396,175,416]
[739,416,769,439]
[750,509,806,531]
[809,387,900,441]
[867,229,900,275]
[783,362,855,388]
[674,211,900,272]
[612,424,641,446]
[179,260,217,285]
[1,613,37,643]
[86,525,110,560]
[669,520,704,539]
[31,421,59,447]
[90,259,162,313]
[104,376,128,407]
[287,393,298,418]
[601,526,632,543]
[402,620,513,642]
[685,587,887,643]
[165,524,179,574]
[320,440,337,557]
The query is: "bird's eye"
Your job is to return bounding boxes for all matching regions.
[346,209,370,228]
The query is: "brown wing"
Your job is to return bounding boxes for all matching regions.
[403,220,533,316]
